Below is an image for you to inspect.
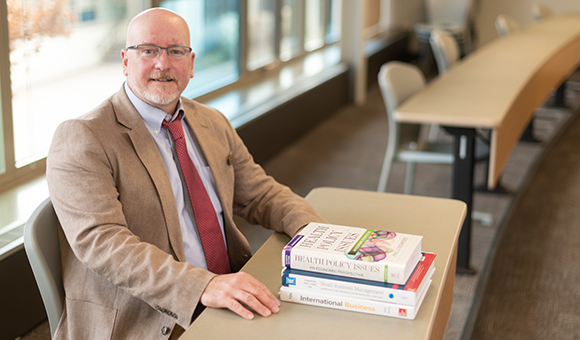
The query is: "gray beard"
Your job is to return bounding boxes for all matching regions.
[141,90,179,106]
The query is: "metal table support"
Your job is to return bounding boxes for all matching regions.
[444,126,477,273]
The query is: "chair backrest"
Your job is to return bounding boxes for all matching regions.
[430,28,460,75]
[495,14,520,37]
[425,0,473,25]
[23,197,64,339]
[531,2,554,21]
[378,61,426,149]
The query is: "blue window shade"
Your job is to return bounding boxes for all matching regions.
[80,10,96,22]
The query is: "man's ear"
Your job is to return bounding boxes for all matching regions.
[190,52,196,78]
[121,49,129,76]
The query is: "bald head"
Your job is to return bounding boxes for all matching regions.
[122,8,195,114]
[126,8,190,48]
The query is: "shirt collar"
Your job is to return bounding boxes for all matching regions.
[124,82,185,131]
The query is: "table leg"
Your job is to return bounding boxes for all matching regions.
[554,82,567,108]
[520,119,540,143]
[444,127,476,273]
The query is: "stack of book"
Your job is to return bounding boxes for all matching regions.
[279,222,435,320]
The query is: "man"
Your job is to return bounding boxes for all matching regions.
[47,8,325,339]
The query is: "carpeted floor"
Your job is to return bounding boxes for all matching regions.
[470,97,580,339]
[17,80,580,340]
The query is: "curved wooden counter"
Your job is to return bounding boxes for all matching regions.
[394,13,580,269]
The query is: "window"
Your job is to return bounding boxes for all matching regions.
[246,0,276,71]
[0,86,5,176]
[303,0,341,51]
[7,0,130,171]
[161,0,240,98]
[0,0,346,190]
[304,0,324,51]
[245,0,341,69]
[280,0,303,61]
[0,2,9,180]
[326,0,341,43]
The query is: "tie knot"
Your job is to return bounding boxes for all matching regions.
[162,112,183,128]
[162,113,185,141]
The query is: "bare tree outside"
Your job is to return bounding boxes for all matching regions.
[7,0,75,56]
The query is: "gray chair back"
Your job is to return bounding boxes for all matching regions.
[495,14,520,37]
[430,28,460,75]
[532,3,554,21]
[377,61,452,193]
[23,197,64,339]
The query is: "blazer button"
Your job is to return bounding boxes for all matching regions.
[161,326,170,335]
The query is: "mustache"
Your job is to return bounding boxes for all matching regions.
[149,72,177,81]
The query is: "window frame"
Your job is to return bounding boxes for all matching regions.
[0,0,346,191]
[190,0,343,108]
[0,0,46,192]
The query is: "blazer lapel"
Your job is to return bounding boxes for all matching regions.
[111,87,187,262]
[182,104,234,227]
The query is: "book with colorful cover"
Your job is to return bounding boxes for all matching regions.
[278,278,431,320]
[282,222,423,284]
[282,252,435,306]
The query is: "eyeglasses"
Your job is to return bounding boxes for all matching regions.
[125,44,192,61]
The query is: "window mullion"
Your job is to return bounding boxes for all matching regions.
[322,0,330,43]
[298,0,306,54]
[0,0,16,184]
[273,0,283,62]
[238,0,249,76]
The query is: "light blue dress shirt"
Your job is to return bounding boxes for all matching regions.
[124,83,226,270]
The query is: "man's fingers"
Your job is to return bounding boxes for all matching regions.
[200,272,280,319]
[234,286,278,318]
[238,278,280,316]
[225,296,255,320]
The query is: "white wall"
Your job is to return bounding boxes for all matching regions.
[385,0,425,53]
[475,0,580,47]
[386,0,580,51]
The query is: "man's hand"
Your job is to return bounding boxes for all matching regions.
[200,272,280,320]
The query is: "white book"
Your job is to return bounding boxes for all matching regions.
[282,252,435,306]
[283,222,423,284]
[279,278,431,320]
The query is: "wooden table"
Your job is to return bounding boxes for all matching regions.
[395,13,580,270]
[182,187,466,340]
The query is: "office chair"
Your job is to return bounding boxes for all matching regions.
[430,28,460,75]
[376,61,493,225]
[376,61,455,194]
[426,29,461,141]
[495,14,520,37]
[532,3,554,21]
[23,197,64,339]
[414,0,474,55]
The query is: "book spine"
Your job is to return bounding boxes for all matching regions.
[404,253,436,291]
[397,247,423,284]
[285,246,405,283]
[279,286,422,319]
[282,267,434,305]
[282,272,415,305]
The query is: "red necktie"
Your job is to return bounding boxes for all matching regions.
[163,114,231,274]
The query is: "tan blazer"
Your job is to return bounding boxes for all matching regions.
[46,86,324,340]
